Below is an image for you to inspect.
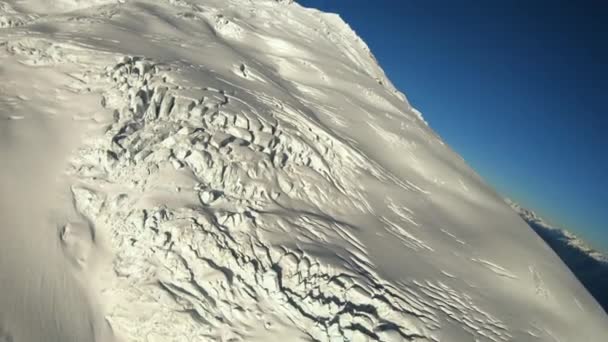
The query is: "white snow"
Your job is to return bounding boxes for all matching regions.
[1,1,607,341]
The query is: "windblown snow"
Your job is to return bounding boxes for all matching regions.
[1,1,607,341]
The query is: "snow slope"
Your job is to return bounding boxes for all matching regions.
[1,1,607,341]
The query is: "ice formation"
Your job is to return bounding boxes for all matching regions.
[0,1,607,341]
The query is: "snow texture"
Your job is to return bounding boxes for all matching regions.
[0,1,607,341]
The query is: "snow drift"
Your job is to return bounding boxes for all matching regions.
[1,0,607,341]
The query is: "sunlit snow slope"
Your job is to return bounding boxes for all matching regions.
[1,1,607,341]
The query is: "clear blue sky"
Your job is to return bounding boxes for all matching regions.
[298,0,608,252]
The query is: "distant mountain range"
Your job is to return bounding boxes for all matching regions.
[507,199,608,313]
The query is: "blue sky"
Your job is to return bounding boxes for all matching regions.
[298,0,608,252]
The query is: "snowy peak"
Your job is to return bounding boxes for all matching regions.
[507,199,607,262]
[507,200,608,314]
[1,1,607,341]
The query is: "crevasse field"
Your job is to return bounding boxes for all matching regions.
[0,1,606,341]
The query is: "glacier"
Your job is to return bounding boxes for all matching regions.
[0,1,607,341]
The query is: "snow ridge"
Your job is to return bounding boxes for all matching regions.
[507,199,608,313]
[1,1,607,341]
[507,200,607,263]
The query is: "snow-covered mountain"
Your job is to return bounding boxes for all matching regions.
[1,1,607,341]
[507,199,608,314]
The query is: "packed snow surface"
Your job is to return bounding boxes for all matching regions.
[1,1,607,341]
